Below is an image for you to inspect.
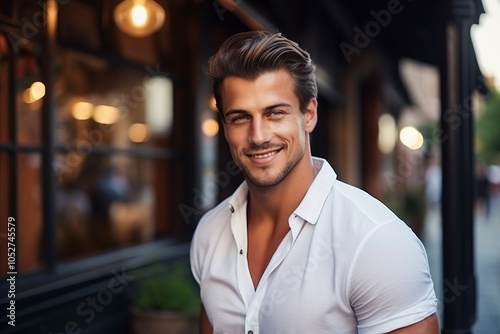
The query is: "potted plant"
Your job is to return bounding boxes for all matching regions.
[129,262,200,334]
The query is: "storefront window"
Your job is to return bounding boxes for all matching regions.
[56,155,159,259]
[52,48,176,261]
[17,153,44,272]
[0,33,179,272]
[0,39,46,274]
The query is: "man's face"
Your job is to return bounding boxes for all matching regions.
[220,70,317,188]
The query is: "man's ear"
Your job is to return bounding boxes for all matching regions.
[304,98,318,133]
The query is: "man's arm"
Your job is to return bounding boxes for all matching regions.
[200,304,213,334]
[388,313,439,334]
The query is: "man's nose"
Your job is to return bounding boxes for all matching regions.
[248,118,270,145]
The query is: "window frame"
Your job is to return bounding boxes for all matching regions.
[0,31,185,285]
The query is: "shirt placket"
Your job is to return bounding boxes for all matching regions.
[230,202,255,310]
[244,214,306,334]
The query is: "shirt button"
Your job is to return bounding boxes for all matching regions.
[248,331,253,334]
[239,249,243,255]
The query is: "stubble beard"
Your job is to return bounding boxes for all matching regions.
[238,151,304,188]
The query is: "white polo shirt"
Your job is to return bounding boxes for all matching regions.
[190,158,437,334]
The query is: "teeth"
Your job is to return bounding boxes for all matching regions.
[253,151,276,159]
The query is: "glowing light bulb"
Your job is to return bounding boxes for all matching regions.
[378,113,397,154]
[22,81,45,103]
[202,119,219,137]
[93,105,121,124]
[30,81,46,101]
[72,101,94,120]
[114,0,166,38]
[131,5,148,27]
[129,123,150,143]
[399,126,424,150]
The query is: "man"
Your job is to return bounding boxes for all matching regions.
[190,31,438,333]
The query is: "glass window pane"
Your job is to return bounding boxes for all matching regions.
[0,44,10,143]
[55,49,174,148]
[50,47,179,261]
[55,154,169,260]
[17,54,43,146]
[17,153,44,273]
[0,152,12,274]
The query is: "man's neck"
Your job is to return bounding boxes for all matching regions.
[246,156,318,224]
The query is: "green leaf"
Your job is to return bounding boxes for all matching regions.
[129,263,200,317]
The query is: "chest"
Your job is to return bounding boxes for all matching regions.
[246,220,290,289]
[199,223,357,333]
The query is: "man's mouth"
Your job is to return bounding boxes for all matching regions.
[245,147,283,163]
[250,150,279,159]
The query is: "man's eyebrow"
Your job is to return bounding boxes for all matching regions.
[224,103,293,118]
[224,109,248,118]
[263,103,293,111]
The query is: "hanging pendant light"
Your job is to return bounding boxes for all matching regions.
[114,0,166,38]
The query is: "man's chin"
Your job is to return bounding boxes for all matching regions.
[244,171,284,188]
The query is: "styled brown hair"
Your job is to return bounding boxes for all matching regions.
[206,31,318,116]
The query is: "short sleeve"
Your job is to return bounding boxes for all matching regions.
[348,220,438,333]
[190,224,202,284]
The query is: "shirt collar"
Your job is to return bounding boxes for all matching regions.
[227,181,248,214]
[293,157,337,225]
[227,157,337,225]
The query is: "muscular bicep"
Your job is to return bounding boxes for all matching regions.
[350,221,438,333]
[387,313,439,333]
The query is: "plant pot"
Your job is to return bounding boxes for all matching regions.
[131,308,199,334]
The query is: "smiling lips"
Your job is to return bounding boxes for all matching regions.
[251,151,278,159]
[246,148,282,164]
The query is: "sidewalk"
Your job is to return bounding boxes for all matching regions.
[422,195,500,333]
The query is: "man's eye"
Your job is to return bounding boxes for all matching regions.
[269,111,285,117]
[230,115,249,123]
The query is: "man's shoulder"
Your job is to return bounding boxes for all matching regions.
[190,196,233,261]
[308,157,401,229]
[330,179,401,227]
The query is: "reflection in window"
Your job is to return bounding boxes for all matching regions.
[56,155,157,259]
[2,50,45,273]
[145,76,173,136]
[54,50,173,148]
[17,55,43,146]
[1,38,178,270]
[52,48,174,260]
[17,153,44,272]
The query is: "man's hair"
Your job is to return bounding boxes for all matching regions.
[206,31,318,115]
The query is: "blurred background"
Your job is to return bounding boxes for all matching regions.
[0,0,499,333]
